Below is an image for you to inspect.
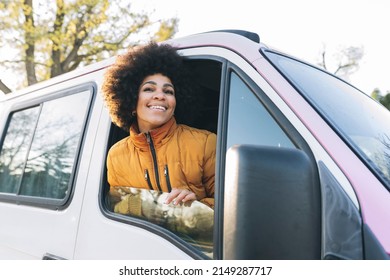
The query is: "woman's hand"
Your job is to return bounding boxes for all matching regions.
[165,188,196,205]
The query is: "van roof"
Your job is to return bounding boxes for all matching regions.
[0,57,115,102]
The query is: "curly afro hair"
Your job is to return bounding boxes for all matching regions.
[102,42,198,132]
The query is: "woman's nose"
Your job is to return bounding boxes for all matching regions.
[153,89,165,99]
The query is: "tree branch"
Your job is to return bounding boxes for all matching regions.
[334,63,355,75]
[23,0,38,85]
[50,0,66,77]
[59,5,92,74]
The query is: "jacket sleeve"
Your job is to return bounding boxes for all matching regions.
[200,132,216,208]
[106,150,123,204]
[107,151,118,186]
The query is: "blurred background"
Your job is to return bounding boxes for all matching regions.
[0,0,389,109]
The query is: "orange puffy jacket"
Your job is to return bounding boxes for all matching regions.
[107,117,216,208]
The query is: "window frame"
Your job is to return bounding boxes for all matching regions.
[223,62,316,151]
[0,83,96,209]
[99,55,225,260]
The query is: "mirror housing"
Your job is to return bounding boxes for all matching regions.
[223,145,321,259]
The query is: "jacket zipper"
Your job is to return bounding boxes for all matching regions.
[144,169,153,190]
[145,132,162,192]
[164,165,172,192]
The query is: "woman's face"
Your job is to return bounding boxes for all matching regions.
[136,74,176,133]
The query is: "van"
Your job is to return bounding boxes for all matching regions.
[0,30,389,260]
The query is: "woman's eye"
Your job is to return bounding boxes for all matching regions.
[164,89,175,95]
[143,87,153,92]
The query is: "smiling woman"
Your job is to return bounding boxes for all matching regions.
[101,42,216,209]
[136,74,176,133]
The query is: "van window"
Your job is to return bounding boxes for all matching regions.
[264,51,390,189]
[104,58,222,259]
[0,107,40,194]
[0,89,92,204]
[226,71,295,149]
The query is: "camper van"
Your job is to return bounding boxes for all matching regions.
[0,30,389,260]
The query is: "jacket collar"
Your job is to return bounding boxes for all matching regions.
[129,117,177,149]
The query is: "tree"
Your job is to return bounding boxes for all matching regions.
[371,88,390,111]
[381,93,390,110]
[0,0,178,89]
[319,46,390,110]
[318,44,364,80]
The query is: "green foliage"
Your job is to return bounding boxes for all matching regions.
[0,0,178,88]
[371,88,390,111]
[380,93,390,110]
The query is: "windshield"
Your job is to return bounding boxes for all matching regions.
[264,50,390,190]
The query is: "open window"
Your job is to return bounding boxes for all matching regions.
[102,58,222,258]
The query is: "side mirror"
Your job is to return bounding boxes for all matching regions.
[223,145,321,259]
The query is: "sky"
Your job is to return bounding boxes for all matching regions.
[132,0,390,95]
[1,0,389,95]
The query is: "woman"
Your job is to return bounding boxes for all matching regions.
[102,42,216,209]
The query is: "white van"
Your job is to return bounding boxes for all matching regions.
[0,30,389,260]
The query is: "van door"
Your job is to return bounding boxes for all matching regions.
[74,94,197,259]
[218,47,388,259]
[74,56,223,260]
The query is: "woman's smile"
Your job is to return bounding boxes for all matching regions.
[136,74,176,133]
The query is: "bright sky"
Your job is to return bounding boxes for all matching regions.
[1,0,388,95]
[133,0,390,95]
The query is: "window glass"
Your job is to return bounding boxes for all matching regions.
[109,187,214,258]
[265,51,390,188]
[0,90,91,201]
[227,71,294,149]
[0,107,40,193]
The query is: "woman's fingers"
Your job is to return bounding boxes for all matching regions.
[165,188,196,205]
[175,190,196,204]
[164,188,180,204]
